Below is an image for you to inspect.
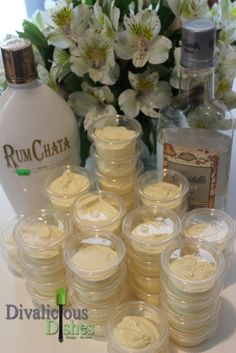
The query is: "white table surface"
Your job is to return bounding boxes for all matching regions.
[1,130,236,353]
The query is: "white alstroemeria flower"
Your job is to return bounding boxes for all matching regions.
[50,47,71,82]
[70,30,119,85]
[220,45,236,77]
[119,71,171,118]
[37,64,58,91]
[68,84,117,130]
[45,3,91,48]
[167,0,209,22]
[93,0,120,42]
[209,0,236,44]
[116,10,172,68]
[216,76,236,109]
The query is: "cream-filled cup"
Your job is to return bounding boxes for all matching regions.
[136,169,189,215]
[90,143,142,178]
[105,301,169,353]
[70,191,126,234]
[14,209,70,260]
[44,165,94,213]
[122,206,182,259]
[64,231,125,282]
[0,215,24,277]
[182,208,235,268]
[88,115,142,159]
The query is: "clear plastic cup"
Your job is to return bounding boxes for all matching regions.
[182,208,235,268]
[14,209,71,259]
[64,231,126,281]
[70,191,126,234]
[88,115,142,159]
[122,206,182,257]
[66,265,127,304]
[136,169,189,215]
[169,316,219,348]
[0,215,24,277]
[161,292,221,330]
[129,278,160,306]
[91,143,142,177]
[128,262,160,294]
[160,239,225,294]
[96,170,139,196]
[105,301,169,353]
[43,165,94,213]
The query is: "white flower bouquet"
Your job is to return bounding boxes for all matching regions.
[1,0,236,163]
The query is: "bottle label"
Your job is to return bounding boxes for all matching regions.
[163,143,219,209]
[2,136,72,170]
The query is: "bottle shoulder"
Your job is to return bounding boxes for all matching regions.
[158,95,233,131]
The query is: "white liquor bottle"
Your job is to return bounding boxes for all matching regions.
[0,38,80,213]
[157,19,234,210]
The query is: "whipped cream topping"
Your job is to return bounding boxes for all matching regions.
[113,316,159,349]
[95,126,136,141]
[48,170,89,196]
[186,222,228,242]
[132,217,174,241]
[20,223,64,246]
[170,254,216,281]
[71,245,118,271]
[143,181,181,200]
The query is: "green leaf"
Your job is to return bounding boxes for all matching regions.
[17,20,53,69]
[148,64,171,80]
[114,0,133,17]
[63,72,83,93]
[158,0,176,34]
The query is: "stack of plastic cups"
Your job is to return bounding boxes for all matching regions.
[136,169,189,217]
[88,115,142,211]
[105,301,170,353]
[122,206,182,306]
[160,239,225,347]
[182,208,235,269]
[0,215,24,277]
[43,165,94,214]
[14,209,70,308]
[64,231,126,337]
[70,191,126,235]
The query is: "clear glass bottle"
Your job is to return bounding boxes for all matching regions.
[157,19,234,210]
[0,38,80,213]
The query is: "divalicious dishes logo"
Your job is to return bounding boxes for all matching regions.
[5,288,94,342]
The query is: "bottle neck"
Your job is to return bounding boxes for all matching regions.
[179,66,215,102]
[7,78,40,89]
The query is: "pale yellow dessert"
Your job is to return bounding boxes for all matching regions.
[186,222,228,242]
[113,316,159,349]
[94,126,137,159]
[170,254,216,281]
[132,217,173,242]
[48,170,90,212]
[21,223,64,246]
[98,174,135,196]
[71,245,118,272]
[141,181,183,213]
[73,193,121,232]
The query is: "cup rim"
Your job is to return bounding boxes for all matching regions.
[43,165,94,199]
[137,169,190,203]
[88,115,142,144]
[182,208,236,245]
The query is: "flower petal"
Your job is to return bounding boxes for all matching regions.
[119,89,140,118]
[70,57,88,77]
[149,36,172,64]
[84,104,117,130]
[47,30,72,48]
[115,31,135,60]
[68,91,97,117]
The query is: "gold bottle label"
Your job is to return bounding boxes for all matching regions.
[163,143,219,208]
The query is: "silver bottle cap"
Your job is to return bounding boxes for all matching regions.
[181,19,216,69]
